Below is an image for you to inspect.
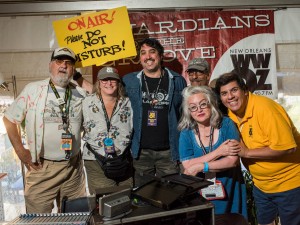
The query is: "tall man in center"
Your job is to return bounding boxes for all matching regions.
[123,38,187,187]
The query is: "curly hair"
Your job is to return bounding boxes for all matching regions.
[138,38,164,64]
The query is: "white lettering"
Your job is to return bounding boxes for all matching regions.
[131,14,271,35]
[154,21,177,34]
[211,17,231,30]
[178,19,198,32]
[231,16,253,28]
[255,15,270,27]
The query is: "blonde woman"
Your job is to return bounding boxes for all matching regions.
[82,67,133,194]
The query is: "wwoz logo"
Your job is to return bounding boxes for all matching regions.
[230,53,273,95]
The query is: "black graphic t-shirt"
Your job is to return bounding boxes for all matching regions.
[140,71,170,150]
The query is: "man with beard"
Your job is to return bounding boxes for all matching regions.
[123,38,187,187]
[186,57,211,87]
[3,47,86,213]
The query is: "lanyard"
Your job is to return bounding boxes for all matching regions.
[143,71,163,107]
[49,80,71,132]
[195,125,214,155]
[98,94,118,135]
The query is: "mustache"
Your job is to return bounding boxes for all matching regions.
[144,58,155,63]
[190,78,205,82]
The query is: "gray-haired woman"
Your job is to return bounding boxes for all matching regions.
[178,85,247,219]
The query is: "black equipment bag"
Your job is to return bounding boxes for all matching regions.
[85,142,134,182]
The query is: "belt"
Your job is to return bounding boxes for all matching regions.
[40,153,81,163]
[40,157,68,162]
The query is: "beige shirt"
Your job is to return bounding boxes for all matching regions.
[5,78,86,162]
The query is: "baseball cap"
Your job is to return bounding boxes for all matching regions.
[186,58,210,73]
[97,67,120,80]
[51,47,76,62]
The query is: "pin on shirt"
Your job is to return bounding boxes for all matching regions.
[151,99,159,106]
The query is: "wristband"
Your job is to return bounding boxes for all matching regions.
[203,162,209,173]
[73,71,82,81]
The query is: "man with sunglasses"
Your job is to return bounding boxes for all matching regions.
[3,47,86,213]
[215,72,300,225]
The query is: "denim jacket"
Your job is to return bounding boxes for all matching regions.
[123,68,187,161]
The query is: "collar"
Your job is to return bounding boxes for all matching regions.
[136,67,174,79]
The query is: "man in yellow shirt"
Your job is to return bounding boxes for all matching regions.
[215,72,300,225]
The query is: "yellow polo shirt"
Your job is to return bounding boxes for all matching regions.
[229,92,300,193]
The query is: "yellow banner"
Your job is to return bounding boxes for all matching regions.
[53,6,137,67]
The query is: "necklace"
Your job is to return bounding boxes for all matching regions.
[201,126,214,137]
[143,70,164,107]
[195,126,214,155]
[205,133,213,138]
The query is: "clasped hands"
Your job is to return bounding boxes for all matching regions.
[222,139,248,157]
[218,139,241,156]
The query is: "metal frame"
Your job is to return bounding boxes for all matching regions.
[0,0,300,16]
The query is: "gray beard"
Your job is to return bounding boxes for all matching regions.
[50,73,71,87]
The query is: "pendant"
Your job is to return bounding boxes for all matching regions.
[151,99,158,106]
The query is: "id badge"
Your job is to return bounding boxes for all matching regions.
[200,179,226,200]
[57,97,65,105]
[61,133,72,151]
[103,137,115,154]
[147,110,158,126]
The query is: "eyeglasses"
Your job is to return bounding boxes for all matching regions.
[220,87,240,97]
[100,79,118,84]
[188,101,209,112]
[187,70,208,77]
[53,59,74,67]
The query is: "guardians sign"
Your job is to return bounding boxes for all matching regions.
[99,10,277,98]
